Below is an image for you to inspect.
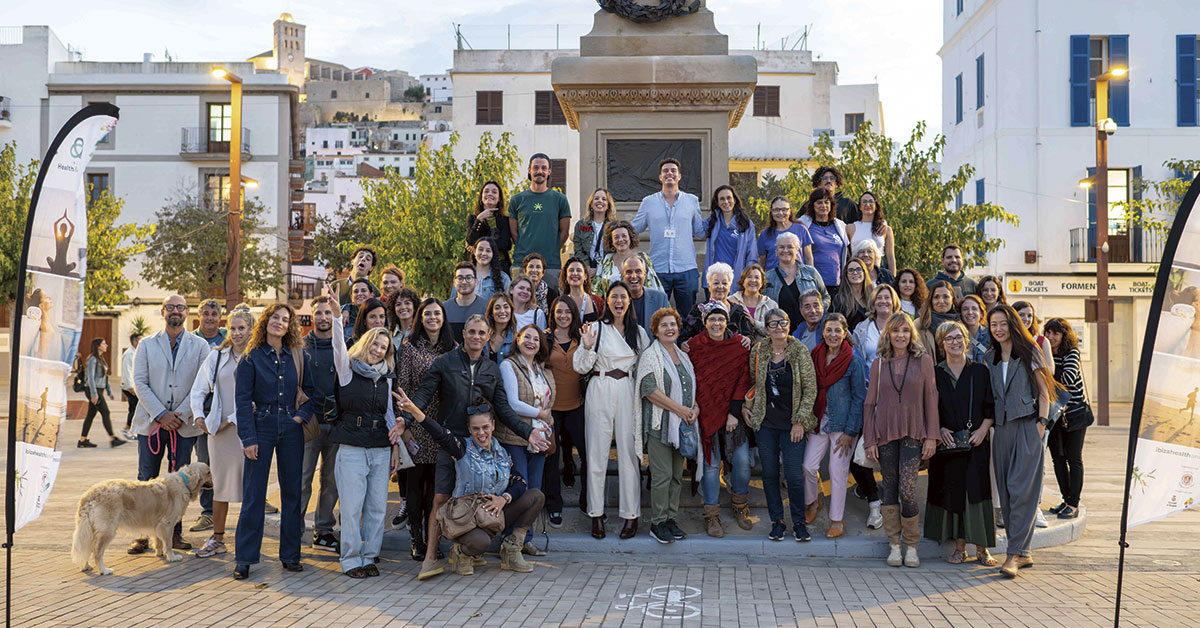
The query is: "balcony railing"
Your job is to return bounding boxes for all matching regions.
[0,96,11,125]
[1069,226,1166,265]
[180,127,250,155]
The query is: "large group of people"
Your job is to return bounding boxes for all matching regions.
[93,156,1093,582]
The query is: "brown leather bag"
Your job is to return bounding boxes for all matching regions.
[437,492,505,539]
[291,348,319,443]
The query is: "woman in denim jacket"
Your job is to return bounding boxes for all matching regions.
[801,312,866,540]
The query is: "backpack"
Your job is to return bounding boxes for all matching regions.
[72,357,87,393]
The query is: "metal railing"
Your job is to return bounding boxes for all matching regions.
[0,96,11,121]
[1069,226,1167,264]
[180,127,250,154]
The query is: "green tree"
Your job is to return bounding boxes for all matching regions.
[741,122,1018,279]
[310,201,370,276]
[128,314,152,338]
[84,187,154,311]
[358,131,523,296]
[0,143,39,306]
[141,188,285,298]
[1114,159,1200,254]
[404,85,426,100]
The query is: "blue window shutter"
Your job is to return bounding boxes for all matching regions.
[1131,165,1143,262]
[1109,35,1130,126]
[1178,35,1198,127]
[976,55,985,108]
[975,178,985,240]
[1070,35,1091,127]
[1087,166,1097,261]
[955,74,963,124]
[955,190,963,210]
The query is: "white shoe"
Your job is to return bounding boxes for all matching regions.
[1035,510,1048,528]
[886,544,902,567]
[903,545,920,568]
[121,428,136,441]
[866,502,883,530]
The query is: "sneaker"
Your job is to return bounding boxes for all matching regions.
[194,536,227,558]
[127,538,150,555]
[1049,502,1068,515]
[77,439,97,448]
[664,519,687,540]
[110,438,127,448]
[313,532,340,552]
[649,522,674,544]
[794,526,812,542]
[189,514,214,532]
[391,501,408,527]
[265,502,279,514]
[121,428,136,441]
[548,512,564,528]
[1035,510,1049,528]
[768,521,786,542]
[866,502,883,530]
[1058,505,1080,519]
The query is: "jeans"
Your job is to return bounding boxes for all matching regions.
[757,426,807,527]
[877,437,921,518]
[137,432,196,537]
[701,433,750,506]
[235,408,305,566]
[334,445,390,572]
[194,433,213,517]
[658,269,699,317]
[502,444,545,542]
[1048,424,1087,507]
[301,423,340,535]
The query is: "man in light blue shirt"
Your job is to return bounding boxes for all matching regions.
[631,158,706,315]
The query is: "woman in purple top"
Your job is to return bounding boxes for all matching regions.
[796,188,849,296]
[757,196,814,270]
[702,185,757,296]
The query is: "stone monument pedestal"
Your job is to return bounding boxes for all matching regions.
[551,4,757,213]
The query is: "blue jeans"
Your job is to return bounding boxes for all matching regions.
[137,432,196,537]
[301,423,340,535]
[235,408,305,566]
[194,433,213,517]
[757,425,807,528]
[701,434,750,506]
[334,445,390,572]
[658,269,699,317]
[502,444,545,542]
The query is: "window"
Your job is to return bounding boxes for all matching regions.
[956,0,963,16]
[331,89,337,99]
[844,113,865,135]
[1106,168,1130,233]
[753,86,780,117]
[476,90,503,125]
[435,105,442,113]
[208,103,232,146]
[976,54,985,108]
[365,92,370,98]
[1073,35,1130,126]
[335,140,343,148]
[322,140,328,149]
[1178,35,1199,126]
[89,101,112,146]
[535,91,566,125]
[204,173,231,211]
[549,159,567,194]
[86,173,109,205]
[955,74,963,124]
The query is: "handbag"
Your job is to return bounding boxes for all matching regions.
[1048,385,1072,428]
[853,436,880,471]
[1060,373,1095,431]
[437,492,505,540]
[937,375,974,454]
[678,419,699,459]
[202,350,221,415]
[290,349,321,443]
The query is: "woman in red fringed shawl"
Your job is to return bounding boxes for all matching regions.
[686,306,753,537]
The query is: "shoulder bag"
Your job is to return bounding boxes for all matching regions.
[202,350,221,415]
[937,372,975,454]
[437,492,505,540]
[291,348,320,443]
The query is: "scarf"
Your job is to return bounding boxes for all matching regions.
[636,340,695,447]
[534,280,550,313]
[351,358,390,381]
[811,340,853,420]
[688,331,751,465]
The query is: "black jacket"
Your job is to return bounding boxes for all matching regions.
[467,213,513,269]
[302,332,339,423]
[401,347,533,440]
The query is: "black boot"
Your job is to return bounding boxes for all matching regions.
[409,519,426,561]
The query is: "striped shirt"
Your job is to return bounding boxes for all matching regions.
[1053,347,1086,407]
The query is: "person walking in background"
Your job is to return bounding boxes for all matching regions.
[632,158,705,315]
[757,195,813,270]
[1044,318,1093,520]
[702,184,758,298]
[1182,387,1199,420]
[299,295,342,554]
[509,154,571,285]
[926,245,977,301]
[847,191,895,272]
[572,187,616,274]
[120,332,141,441]
[79,338,125,449]
[467,181,513,271]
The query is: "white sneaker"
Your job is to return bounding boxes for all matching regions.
[121,428,136,441]
[1035,510,1048,528]
[194,536,227,558]
[866,502,883,530]
[886,544,902,567]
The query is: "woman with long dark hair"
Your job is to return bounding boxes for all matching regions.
[572,187,616,273]
[396,298,457,561]
[485,293,517,362]
[352,297,389,345]
[387,288,421,350]
[467,181,512,270]
[917,281,960,361]
[79,338,124,448]
[847,191,895,272]
[1043,317,1091,520]
[796,187,850,294]
[984,304,1055,578]
[1012,300,1055,370]
[976,275,1007,312]
[958,295,990,362]
[461,237,511,301]
[895,268,927,318]
[830,258,874,331]
[560,257,605,323]
[574,281,649,540]
[544,296,586,524]
[702,184,757,296]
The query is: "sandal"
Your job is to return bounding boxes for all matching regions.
[975,548,998,566]
[947,549,967,564]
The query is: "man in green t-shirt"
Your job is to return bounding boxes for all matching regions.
[508,153,571,285]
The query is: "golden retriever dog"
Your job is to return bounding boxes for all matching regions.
[71,462,212,575]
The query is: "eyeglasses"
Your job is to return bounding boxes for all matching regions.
[164,304,188,312]
[454,275,474,282]
[846,267,865,275]
[943,334,965,344]
[466,403,492,415]
[766,320,789,329]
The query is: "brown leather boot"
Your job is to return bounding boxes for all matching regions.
[881,504,902,567]
[730,494,753,530]
[703,504,725,538]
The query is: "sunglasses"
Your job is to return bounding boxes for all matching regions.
[467,403,492,415]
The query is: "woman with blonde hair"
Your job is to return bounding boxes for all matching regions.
[189,308,254,558]
[573,187,617,273]
[863,312,939,569]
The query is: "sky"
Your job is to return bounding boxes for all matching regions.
[8,0,944,141]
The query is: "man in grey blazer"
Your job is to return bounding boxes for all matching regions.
[128,295,212,554]
[624,256,670,336]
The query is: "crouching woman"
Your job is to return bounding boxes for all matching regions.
[396,391,544,575]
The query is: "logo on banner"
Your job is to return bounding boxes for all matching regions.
[1181,473,1194,489]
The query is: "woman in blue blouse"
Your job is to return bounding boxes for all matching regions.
[796,187,850,295]
[703,185,758,297]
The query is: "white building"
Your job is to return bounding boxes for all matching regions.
[451,48,882,216]
[939,0,1200,401]
[420,72,453,103]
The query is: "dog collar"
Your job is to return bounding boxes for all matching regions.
[179,472,190,490]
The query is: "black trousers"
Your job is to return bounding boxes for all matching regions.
[82,396,113,438]
[850,461,879,501]
[1048,424,1086,507]
[405,462,437,548]
[123,390,138,429]
[548,406,586,513]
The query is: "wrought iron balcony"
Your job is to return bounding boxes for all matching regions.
[180,127,250,158]
[0,96,12,128]
[1069,226,1166,265]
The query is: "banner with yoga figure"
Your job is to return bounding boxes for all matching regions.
[6,104,119,532]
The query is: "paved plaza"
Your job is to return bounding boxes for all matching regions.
[1,403,1197,627]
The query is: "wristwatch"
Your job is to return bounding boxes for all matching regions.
[1036,417,1051,427]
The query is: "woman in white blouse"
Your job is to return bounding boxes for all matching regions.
[853,284,901,370]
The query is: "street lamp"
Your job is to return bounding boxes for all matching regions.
[212,67,243,308]
[1090,65,1127,427]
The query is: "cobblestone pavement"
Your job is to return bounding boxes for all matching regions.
[1,403,1197,627]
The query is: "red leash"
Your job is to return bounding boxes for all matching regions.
[146,422,179,472]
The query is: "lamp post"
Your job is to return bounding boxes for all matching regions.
[1091,66,1126,427]
[212,67,243,309]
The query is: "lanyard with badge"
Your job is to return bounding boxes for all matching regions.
[663,193,677,240]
